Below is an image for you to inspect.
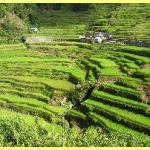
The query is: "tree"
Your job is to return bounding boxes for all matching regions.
[70,4,91,11]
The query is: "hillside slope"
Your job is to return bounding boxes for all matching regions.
[0,3,150,147]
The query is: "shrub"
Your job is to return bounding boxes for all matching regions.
[0,116,49,146]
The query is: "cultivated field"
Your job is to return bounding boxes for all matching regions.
[0,4,150,146]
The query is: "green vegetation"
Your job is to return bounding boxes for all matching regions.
[0,4,38,43]
[90,58,119,68]
[93,90,149,111]
[84,99,150,129]
[99,83,143,101]
[1,114,150,146]
[0,3,150,147]
[135,68,150,78]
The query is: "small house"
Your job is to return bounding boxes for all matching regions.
[95,36,103,43]
[80,31,112,44]
[30,27,39,33]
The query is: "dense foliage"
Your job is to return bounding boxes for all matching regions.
[0,4,37,43]
[0,117,150,147]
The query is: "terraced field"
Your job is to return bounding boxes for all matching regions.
[0,4,150,146]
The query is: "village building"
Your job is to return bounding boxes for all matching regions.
[80,31,112,44]
[30,27,39,33]
[95,36,102,43]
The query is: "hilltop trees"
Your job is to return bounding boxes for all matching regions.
[0,4,37,43]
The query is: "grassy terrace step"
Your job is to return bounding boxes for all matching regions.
[0,78,45,88]
[0,43,26,50]
[0,101,55,121]
[90,58,119,68]
[116,76,143,89]
[89,70,96,81]
[114,57,134,64]
[0,72,68,81]
[109,55,130,65]
[0,64,84,82]
[98,68,124,76]
[0,108,63,134]
[0,50,32,58]
[100,83,143,100]
[81,59,124,78]
[53,66,86,81]
[50,41,91,47]
[0,76,75,91]
[0,94,67,115]
[81,60,100,71]
[27,31,83,36]
[29,44,78,50]
[117,45,150,56]
[29,42,93,50]
[0,63,73,71]
[113,35,150,41]
[135,68,150,78]
[30,29,83,34]
[119,52,150,64]
[0,88,49,103]
[123,62,140,69]
[81,60,100,78]
[0,67,70,75]
[0,83,48,96]
[38,28,84,32]
[92,90,150,115]
[88,111,150,140]
[0,56,72,63]
[83,99,150,131]
[0,51,49,59]
[0,78,45,89]
[67,109,87,120]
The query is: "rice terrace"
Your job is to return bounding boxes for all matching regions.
[0,3,150,147]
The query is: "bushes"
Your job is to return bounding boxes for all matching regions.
[68,81,91,105]
[2,13,27,33]
[59,125,150,146]
[0,4,9,17]
[0,116,63,146]
[1,116,150,147]
[0,4,37,43]
[0,4,38,42]
[0,117,46,146]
